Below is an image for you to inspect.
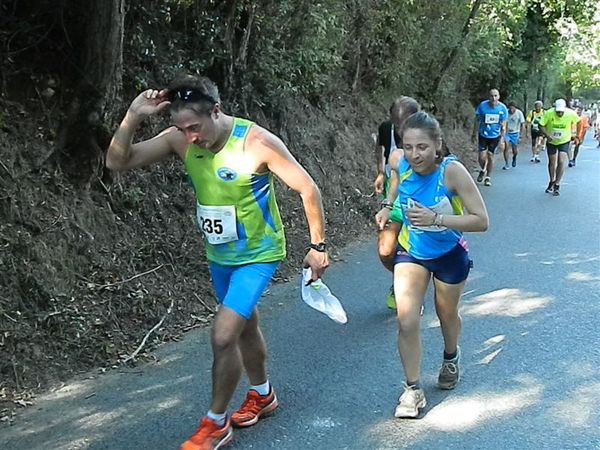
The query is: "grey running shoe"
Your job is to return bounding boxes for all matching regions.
[483,177,491,186]
[477,171,485,182]
[502,164,509,170]
[438,346,461,390]
[394,384,427,418]
[553,184,560,196]
[545,181,554,193]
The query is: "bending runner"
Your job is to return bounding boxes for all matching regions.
[502,102,525,170]
[376,112,489,418]
[526,101,545,162]
[569,106,589,167]
[473,88,508,186]
[539,98,580,196]
[106,74,329,450]
[374,97,420,309]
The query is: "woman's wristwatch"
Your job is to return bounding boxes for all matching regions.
[381,199,393,210]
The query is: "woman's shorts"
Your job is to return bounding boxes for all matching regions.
[394,243,472,284]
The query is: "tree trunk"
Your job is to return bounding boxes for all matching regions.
[237,2,257,71]
[565,79,573,104]
[57,0,125,183]
[223,0,238,93]
[429,0,483,100]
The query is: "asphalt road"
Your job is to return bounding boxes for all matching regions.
[2,132,599,450]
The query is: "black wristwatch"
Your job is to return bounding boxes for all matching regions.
[309,242,327,252]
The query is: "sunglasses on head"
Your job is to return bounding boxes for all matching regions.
[167,88,217,104]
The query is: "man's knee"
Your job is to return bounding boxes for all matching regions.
[212,328,240,353]
[240,318,261,341]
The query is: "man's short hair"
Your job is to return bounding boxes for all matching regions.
[389,96,420,117]
[168,74,220,115]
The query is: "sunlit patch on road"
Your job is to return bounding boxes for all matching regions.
[129,375,193,397]
[47,380,94,401]
[311,416,340,429]
[476,334,505,364]
[155,353,184,365]
[565,271,600,282]
[478,334,506,351]
[54,437,91,450]
[564,256,600,265]
[75,407,125,429]
[367,383,543,445]
[461,288,552,317]
[466,270,485,282]
[424,384,543,431]
[477,348,502,365]
[565,362,598,379]
[154,398,182,411]
[549,383,600,429]
[425,318,440,328]
[537,254,599,266]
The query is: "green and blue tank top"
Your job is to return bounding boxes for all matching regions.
[397,155,467,260]
[184,117,286,265]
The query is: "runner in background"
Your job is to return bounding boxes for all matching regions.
[502,102,525,170]
[569,106,589,167]
[539,98,580,196]
[526,101,545,163]
[374,97,420,309]
[473,88,508,186]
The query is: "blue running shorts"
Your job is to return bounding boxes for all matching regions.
[506,132,520,146]
[208,261,280,319]
[394,243,472,284]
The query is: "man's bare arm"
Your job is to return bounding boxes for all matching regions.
[106,89,179,171]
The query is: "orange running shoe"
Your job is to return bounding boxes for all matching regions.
[231,388,279,428]
[180,416,233,450]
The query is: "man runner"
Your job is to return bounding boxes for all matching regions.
[106,74,329,450]
[502,102,525,169]
[374,97,420,309]
[473,88,508,186]
[538,98,580,196]
[569,106,589,167]
[526,101,545,163]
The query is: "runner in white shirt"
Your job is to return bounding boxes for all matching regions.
[502,103,525,170]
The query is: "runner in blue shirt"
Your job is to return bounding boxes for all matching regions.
[472,88,508,186]
[376,112,489,418]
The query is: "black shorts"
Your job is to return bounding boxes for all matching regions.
[546,142,570,155]
[531,130,542,143]
[478,136,501,153]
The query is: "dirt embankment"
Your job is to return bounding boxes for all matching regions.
[0,94,476,423]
